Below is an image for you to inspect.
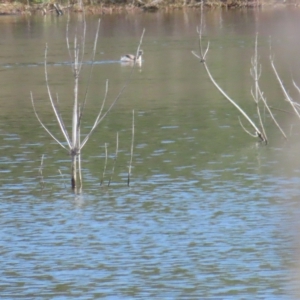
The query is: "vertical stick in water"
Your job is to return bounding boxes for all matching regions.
[58,169,67,189]
[38,154,45,190]
[108,132,119,187]
[128,110,135,186]
[71,153,77,190]
[100,143,108,186]
[77,119,82,191]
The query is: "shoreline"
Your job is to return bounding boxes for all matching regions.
[0,0,297,16]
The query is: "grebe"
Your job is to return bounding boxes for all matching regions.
[120,50,143,63]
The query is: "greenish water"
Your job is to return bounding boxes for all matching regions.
[0,9,300,299]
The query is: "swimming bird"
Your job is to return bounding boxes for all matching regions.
[120,50,143,63]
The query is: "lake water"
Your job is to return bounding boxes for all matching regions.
[1,7,300,299]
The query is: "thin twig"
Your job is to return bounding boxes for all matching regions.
[100,143,108,186]
[78,11,87,75]
[238,117,258,138]
[108,132,119,187]
[66,10,74,74]
[58,169,67,188]
[79,19,101,125]
[250,33,268,143]
[80,80,109,149]
[78,117,82,190]
[270,56,300,119]
[269,106,295,115]
[38,154,45,190]
[128,110,135,187]
[44,45,72,149]
[257,86,287,140]
[30,92,68,151]
[56,93,71,143]
[134,28,146,64]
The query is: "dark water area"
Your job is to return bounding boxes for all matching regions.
[1,8,300,299]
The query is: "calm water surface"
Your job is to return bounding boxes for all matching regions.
[0,8,300,299]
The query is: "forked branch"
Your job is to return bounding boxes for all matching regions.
[192,49,266,142]
[192,4,266,143]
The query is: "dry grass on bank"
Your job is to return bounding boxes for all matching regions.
[0,0,299,16]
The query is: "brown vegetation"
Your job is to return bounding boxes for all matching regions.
[0,0,299,16]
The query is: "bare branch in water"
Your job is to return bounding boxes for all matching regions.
[257,86,287,140]
[270,56,300,120]
[108,132,119,187]
[238,117,258,138]
[44,45,72,149]
[58,169,67,189]
[32,18,144,190]
[128,110,135,187]
[192,4,266,143]
[79,19,101,124]
[135,28,146,62]
[80,80,109,149]
[250,33,268,143]
[100,143,108,186]
[38,154,45,190]
[30,92,68,151]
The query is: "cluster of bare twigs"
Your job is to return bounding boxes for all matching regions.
[192,3,289,145]
[99,136,119,187]
[31,13,144,192]
[99,110,134,187]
